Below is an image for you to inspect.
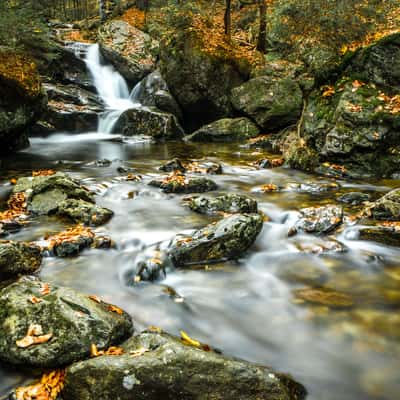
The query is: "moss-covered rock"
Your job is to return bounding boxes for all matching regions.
[159,159,222,175]
[338,192,370,206]
[231,76,303,131]
[0,49,46,153]
[113,107,184,140]
[58,199,113,226]
[159,32,246,130]
[366,189,400,220]
[189,193,258,215]
[98,20,158,83]
[149,174,217,194]
[290,205,343,235]
[358,226,400,246]
[0,241,42,279]
[168,213,263,266]
[63,331,306,400]
[0,277,133,368]
[187,117,260,142]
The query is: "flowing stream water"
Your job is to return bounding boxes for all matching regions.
[0,45,400,400]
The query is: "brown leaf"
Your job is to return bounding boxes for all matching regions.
[16,324,52,348]
[107,304,124,315]
[28,296,42,304]
[88,294,102,303]
[39,283,51,296]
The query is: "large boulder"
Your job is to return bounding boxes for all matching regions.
[186,117,260,142]
[366,188,400,220]
[0,49,46,153]
[132,70,183,120]
[63,331,306,400]
[168,213,263,266]
[231,76,303,131]
[149,173,217,194]
[286,34,400,178]
[0,241,42,279]
[98,20,159,83]
[37,82,104,133]
[13,172,113,226]
[0,277,133,367]
[160,33,247,130]
[113,107,184,139]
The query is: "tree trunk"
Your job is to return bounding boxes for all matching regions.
[224,0,232,41]
[257,0,267,53]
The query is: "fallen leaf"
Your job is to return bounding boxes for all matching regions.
[16,324,52,348]
[180,330,201,348]
[91,343,124,357]
[88,294,102,303]
[28,296,42,304]
[107,304,124,315]
[147,325,163,333]
[39,283,51,296]
[130,347,149,357]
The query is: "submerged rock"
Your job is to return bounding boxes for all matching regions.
[286,182,340,194]
[168,213,263,266]
[290,205,343,235]
[112,107,184,140]
[98,21,159,83]
[189,193,258,215]
[294,287,354,308]
[366,188,400,220]
[231,76,303,131]
[0,277,133,368]
[63,331,306,400]
[187,117,260,142]
[0,241,42,279]
[338,192,370,205]
[149,173,217,194]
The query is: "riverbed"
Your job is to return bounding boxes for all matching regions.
[1,133,399,399]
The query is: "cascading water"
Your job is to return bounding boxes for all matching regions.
[84,44,142,134]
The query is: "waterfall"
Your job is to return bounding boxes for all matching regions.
[84,44,142,133]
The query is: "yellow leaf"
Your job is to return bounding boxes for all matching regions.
[180,330,201,348]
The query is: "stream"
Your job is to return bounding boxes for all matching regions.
[0,43,399,400]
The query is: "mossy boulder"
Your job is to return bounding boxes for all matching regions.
[358,226,400,246]
[159,159,222,175]
[98,20,159,83]
[12,172,113,226]
[0,241,42,279]
[149,175,217,194]
[63,331,306,400]
[168,213,263,266]
[58,199,113,226]
[159,33,246,130]
[113,107,184,140]
[366,189,400,220]
[290,205,343,235]
[186,117,260,142]
[0,49,46,153]
[231,76,303,131]
[0,277,133,368]
[189,193,258,215]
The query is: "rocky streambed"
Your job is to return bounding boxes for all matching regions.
[1,137,400,400]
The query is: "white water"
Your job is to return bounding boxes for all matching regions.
[84,44,142,134]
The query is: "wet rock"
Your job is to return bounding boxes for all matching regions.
[294,287,354,308]
[0,48,47,153]
[256,157,285,169]
[98,21,158,83]
[112,107,184,140]
[58,199,113,226]
[338,192,370,205]
[366,188,400,220]
[149,173,217,194]
[231,76,303,131]
[358,225,400,247]
[159,33,246,130]
[290,205,343,235]
[159,159,222,175]
[189,193,258,215]
[186,117,260,142]
[132,70,183,120]
[92,235,115,250]
[63,331,306,400]
[0,277,133,368]
[124,247,172,283]
[293,237,347,255]
[286,182,340,194]
[0,241,42,279]
[277,262,329,286]
[168,214,263,266]
[159,158,186,173]
[36,82,104,133]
